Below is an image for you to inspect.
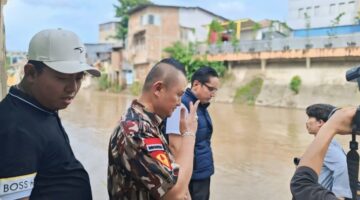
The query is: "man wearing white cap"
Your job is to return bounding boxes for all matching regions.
[0,29,100,200]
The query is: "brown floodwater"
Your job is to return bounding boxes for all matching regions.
[60,90,352,200]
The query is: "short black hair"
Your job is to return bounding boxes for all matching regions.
[191,66,218,87]
[306,103,336,122]
[27,60,47,74]
[142,58,186,91]
[157,57,186,76]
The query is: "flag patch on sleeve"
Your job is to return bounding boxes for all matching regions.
[144,138,164,152]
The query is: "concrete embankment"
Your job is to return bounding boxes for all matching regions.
[216,59,360,108]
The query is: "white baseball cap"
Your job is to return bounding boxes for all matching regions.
[27,28,101,77]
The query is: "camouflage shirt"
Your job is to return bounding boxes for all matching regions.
[108,100,179,200]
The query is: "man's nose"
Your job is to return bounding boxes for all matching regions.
[65,78,78,93]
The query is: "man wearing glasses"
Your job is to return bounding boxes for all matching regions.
[165,66,220,200]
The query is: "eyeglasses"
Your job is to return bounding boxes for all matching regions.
[202,83,218,93]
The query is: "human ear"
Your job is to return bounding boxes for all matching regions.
[152,81,164,97]
[318,119,325,126]
[193,80,201,86]
[24,63,38,81]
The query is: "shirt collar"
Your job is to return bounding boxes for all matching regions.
[8,86,56,115]
[185,88,210,108]
[131,99,163,127]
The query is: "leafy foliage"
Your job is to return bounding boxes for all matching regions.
[327,12,345,38]
[227,21,239,46]
[163,42,226,80]
[207,20,224,44]
[97,74,123,93]
[98,74,111,91]
[234,77,263,105]
[114,0,151,43]
[130,81,142,96]
[290,75,302,94]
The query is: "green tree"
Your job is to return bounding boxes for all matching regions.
[114,0,151,45]
[227,21,239,48]
[164,42,226,80]
[207,20,224,44]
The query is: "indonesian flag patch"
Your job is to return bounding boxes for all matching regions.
[144,138,164,152]
[144,138,172,170]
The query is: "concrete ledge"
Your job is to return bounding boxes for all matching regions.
[206,47,360,62]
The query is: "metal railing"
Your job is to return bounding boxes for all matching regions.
[197,33,360,55]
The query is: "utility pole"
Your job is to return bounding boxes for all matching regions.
[0,0,7,100]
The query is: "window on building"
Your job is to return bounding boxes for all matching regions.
[329,3,336,14]
[133,31,145,50]
[148,14,154,25]
[298,8,304,18]
[348,1,356,13]
[306,7,312,15]
[180,27,195,42]
[339,2,346,12]
[180,28,188,41]
[140,14,161,26]
[314,5,320,16]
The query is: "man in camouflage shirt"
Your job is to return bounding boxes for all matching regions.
[108,58,199,200]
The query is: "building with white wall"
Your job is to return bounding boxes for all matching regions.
[288,0,360,29]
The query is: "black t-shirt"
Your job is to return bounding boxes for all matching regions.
[291,166,337,200]
[0,87,92,200]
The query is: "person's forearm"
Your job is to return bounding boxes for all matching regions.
[175,136,195,186]
[298,123,337,175]
[162,135,195,200]
[169,135,183,158]
[169,145,179,158]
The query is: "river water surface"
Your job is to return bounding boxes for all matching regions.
[60,90,352,200]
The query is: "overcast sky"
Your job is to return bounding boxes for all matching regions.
[4,0,288,51]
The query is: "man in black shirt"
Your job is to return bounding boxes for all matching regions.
[0,29,100,200]
[291,107,356,200]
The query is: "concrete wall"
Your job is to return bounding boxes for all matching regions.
[0,0,7,100]
[228,60,360,108]
[288,0,360,29]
